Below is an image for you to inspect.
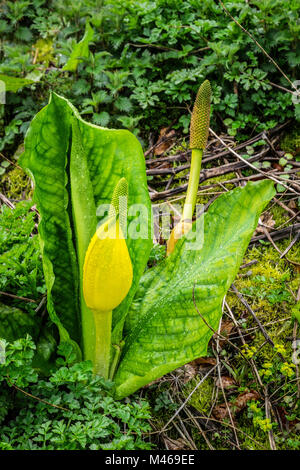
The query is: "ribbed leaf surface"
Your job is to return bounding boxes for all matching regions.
[20,94,152,352]
[115,181,275,398]
[20,95,80,346]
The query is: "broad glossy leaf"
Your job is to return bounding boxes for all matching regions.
[20,93,152,356]
[20,95,80,350]
[114,180,275,398]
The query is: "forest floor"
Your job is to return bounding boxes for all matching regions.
[1,120,300,450]
[134,122,300,450]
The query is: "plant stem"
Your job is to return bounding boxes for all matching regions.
[93,310,112,379]
[109,342,124,380]
[182,149,203,221]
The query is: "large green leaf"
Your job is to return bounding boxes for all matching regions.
[20,93,152,357]
[114,180,275,398]
[20,94,80,350]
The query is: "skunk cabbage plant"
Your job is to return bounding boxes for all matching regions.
[20,84,275,398]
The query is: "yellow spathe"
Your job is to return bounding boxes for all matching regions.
[83,217,133,312]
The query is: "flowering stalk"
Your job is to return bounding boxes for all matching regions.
[167,80,211,255]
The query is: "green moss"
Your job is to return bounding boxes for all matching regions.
[280,127,300,154]
[183,377,214,414]
[269,204,290,228]
[229,242,298,313]
[226,223,299,365]
[196,172,236,205]
[1,167,32,200]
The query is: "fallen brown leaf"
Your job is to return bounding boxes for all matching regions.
[216,376,237,389]
[191,357,217,367]
[213,390,260,420]
[273,163,283,171]
[255,212,276,235]
[164,437,190,450]
[234,390,260,410]
[182,362,198,383]
[288,200,297,210]
[154,128,176,155]
[213,320,235,347]
[212,403,228,421]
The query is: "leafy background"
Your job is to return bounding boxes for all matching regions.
[0,0,300,452]
[0,0,299,160]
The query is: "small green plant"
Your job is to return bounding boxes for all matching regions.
[0,336,152,450]
[241,273,292,305]
[257,342,297,387]
[247,401,273,433]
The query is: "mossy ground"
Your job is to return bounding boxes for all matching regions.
[280,126,300,154]
[148,189,300,450]
[1,167,32,200]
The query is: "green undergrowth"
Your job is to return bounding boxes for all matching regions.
[1,0,299,160]
[228,239,299,325]
[183,377,214,416]
[185,235,299,449]
[0,337,152,450]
